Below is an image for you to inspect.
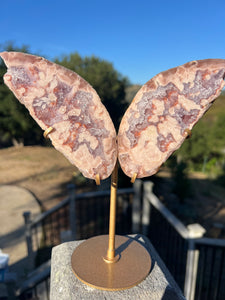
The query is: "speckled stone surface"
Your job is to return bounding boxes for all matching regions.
[50,235,186,300]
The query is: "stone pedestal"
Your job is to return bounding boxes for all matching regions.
[50,235,186,300]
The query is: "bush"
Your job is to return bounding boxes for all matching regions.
[172,161,191,202]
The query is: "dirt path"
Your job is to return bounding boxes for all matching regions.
[0,146,77,210]
[0,185,41,282]
[0,147,76,284]
[0,146,93,291]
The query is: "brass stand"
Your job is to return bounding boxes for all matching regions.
[71,162,152,291]
[103,161,120,263]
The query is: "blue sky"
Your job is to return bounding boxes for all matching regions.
[1,0,225,84]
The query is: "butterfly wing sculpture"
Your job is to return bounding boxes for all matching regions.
[118,59,225,179]
[0,52,117,181]
[1,52,225,182]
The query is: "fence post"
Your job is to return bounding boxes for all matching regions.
[142,181,154,236]
[132,179,142,233]
[184,224,206,300]
[23,211,34,268]
[68,184,77,240]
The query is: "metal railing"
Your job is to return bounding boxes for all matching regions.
[23,186,134,268]
[194,239,225,300]
[19,180,225,300]
[137,180,225,300]
[17,260,50,300]
[18,186,134,299]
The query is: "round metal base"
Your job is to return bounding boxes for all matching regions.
[71,235,151,291]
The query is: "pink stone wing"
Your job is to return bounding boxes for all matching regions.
[118,59,225,179]
[0,52,117,180]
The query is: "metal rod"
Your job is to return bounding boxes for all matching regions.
[105,161,119,263]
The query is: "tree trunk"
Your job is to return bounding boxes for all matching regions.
[12,137,24,147]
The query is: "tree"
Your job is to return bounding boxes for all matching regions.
[0,45,129,147]
[0,42,44,147]
[177,121,211,166]
[175,94,225,173]
[172,161,191,202]
[55,53,129,130]
[209,113,225,155]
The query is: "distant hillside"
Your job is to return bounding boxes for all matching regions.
[125,84,141,103]
[202,91,225,122]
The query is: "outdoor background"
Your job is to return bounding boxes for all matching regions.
[1,0,225,282]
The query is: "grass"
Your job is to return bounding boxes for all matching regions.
[0,145,91,210]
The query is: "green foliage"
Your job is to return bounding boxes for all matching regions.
[177,121,211,169]
[216,167,225,186]
[209,112,225,153]
[55,53,129,130]
[0,44,129,147]
[175,93,225,175]
[172,161,191,202]
[0,41,30,53]
[0,42,44,146]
